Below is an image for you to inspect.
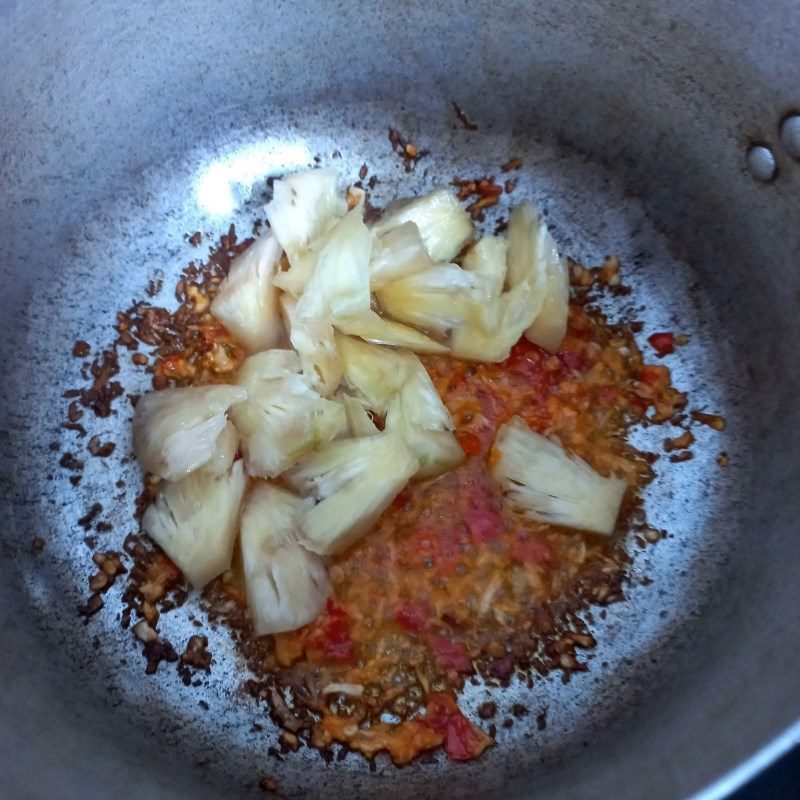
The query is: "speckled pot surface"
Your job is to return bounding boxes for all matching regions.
[1,1,799,798]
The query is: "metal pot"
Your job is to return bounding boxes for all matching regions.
[1,1,798,798]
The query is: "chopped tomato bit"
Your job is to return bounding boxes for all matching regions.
[444,712,493,761]
[193,293,688,766]
[505,338,550,382]
[475,388,507,424]
[306,600,355,665]
[455,430,483,456]
[430,637,473,674]
[443,364,467,391]
[420,692,460,734]
[407,524,466,576]
[510,535,555,565]
[392,489,412,508]
[560,349,585,372]
[464,507,505,543]
[647,332,675,357]
[393,602,430,634]
[420,693,492,762]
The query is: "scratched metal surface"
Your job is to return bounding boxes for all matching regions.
[1,2,799,799]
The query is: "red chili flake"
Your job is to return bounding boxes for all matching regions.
[648,332,675,357]
[455,430,483,456]
[510,535,555,565]
[431,637,473,674]
[393,602,430,634]
[464,508,504,543]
